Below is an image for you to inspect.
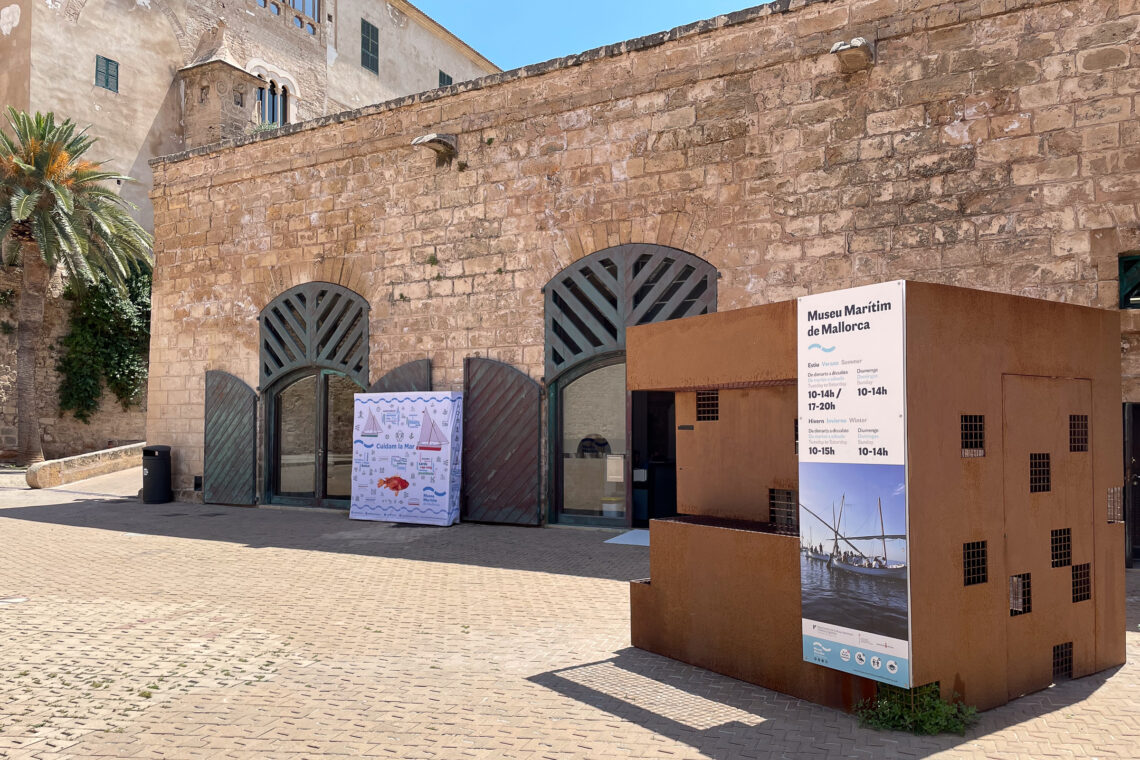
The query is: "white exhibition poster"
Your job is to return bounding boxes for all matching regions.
[796,280,911,688]
[349,392,463,526]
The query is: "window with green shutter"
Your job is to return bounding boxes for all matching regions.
[361,20,379,74]
[95,55,119,93]
[438,70,453,87]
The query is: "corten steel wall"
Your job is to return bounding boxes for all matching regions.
[149,0,1140,493]
[629,519,877,711]
[627,283,1125,712]
[903,282,1125,709]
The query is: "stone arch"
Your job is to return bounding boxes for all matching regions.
[259,281,370,388]
[248,260,372,315]
[247,59,302,101]
[543,243,717,381]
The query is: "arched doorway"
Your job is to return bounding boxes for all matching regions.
[545,244,717,526]
[260,282,369,507]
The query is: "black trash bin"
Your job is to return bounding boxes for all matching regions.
[142,445,173,504]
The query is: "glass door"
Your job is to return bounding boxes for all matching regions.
[557,360,627,524]
[271,370,360,507]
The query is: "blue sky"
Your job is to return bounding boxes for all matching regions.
[414,1,771,71]
[798,463,907,555]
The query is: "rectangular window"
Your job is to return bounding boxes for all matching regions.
[95,55,119,93]
[1009,572,1031,616]
[794,418,799,455]
[1108,486,1124,523]
[438,70,453,87]
[769,488,797,529]
[1072,563,1091,602]
[361,19,379,74]
[1119,254,1140,309]
[1050,528,1072,567]
[963,540,987,586]
[1052,642,1073,680]
[1069,414,1088,452]
[696,390,718,421]
[1030,453,1050,493]
[961,414,984,457]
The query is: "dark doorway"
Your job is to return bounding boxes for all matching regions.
[631,391,677,528]
[1124,404,1140,567]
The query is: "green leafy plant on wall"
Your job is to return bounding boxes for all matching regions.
[855,683,977,736]
[56,266,151,423]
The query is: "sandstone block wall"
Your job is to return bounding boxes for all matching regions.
[150,0,1140,492]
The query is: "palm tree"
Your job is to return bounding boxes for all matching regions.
[0,108,152,465]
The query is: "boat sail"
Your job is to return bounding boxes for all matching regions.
[416,411,446,451]
[361,409,381,438]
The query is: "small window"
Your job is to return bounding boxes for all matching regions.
[961,414,984,457]
[94,55,119,93]
[361,19,379,74]
[1108,486,1124,523]
[439,70,453,87]
[1119,254,1140,308]
[1051,528,1072,567]
[1072,563,1091,602]
[769,488,797,529]
[256,0,266,6]
[199,86,209,104]
[1030,453,1050,493]
[1052,642,1073,680]
[695,390,718,421]
[963,540,987,586]
[794,418,799,455]
[293,15,303,27]
[233,90,244,108]
[306,23,315,34]
[1069,414,1088,452]
[1009,572,1031,616]
[270,3,280,14]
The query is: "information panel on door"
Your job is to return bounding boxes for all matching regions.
[797,280,911,688]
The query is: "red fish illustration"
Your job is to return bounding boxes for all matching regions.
[377,475,410,493]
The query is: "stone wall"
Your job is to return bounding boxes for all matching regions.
[149,0,1140,492]
[0,267,146,462]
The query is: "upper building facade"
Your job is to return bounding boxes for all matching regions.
[0,0,498,230]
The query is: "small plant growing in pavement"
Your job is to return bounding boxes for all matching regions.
[856,684,977,735]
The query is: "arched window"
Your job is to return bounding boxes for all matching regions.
[267,81,278,124]
[256,84,266,122]
[280,87,289,124]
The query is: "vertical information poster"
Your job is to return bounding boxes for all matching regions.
[349,392,463,526]
[797,280,911,688]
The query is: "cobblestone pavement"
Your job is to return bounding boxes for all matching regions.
[1,469,1138,759]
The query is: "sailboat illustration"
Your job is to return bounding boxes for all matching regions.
[415,411,446,451]
[361,409,381,438]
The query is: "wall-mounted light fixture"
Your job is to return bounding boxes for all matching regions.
[830,37,875,73]
[412,133,458,165]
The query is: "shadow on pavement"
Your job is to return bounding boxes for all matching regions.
[528,646,1123,760]
[0,497,649,582]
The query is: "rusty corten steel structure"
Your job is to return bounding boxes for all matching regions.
[627,282,1126,712]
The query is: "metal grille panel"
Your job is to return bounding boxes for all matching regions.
[260,282,369,388]
[544,244,716,380]
[368,359,431,393]
[203,370,257,505]
[461,357,541,525]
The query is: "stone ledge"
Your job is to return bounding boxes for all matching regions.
[26,442,145,489]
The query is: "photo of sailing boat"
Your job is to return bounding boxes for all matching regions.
[798,461,909,642]
[415,411,447,452]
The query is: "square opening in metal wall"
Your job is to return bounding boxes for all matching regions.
[1053,641,1073,680]
[1030,453,1051,493]
[696,390,719,421]
[769,488,797,530]
[963,540,987,586]
[1072,563,1091,603]
[1069,414,1089,452]
[1050,528,1071,568]
[1010,572,1032,616]
[961,414,984,457]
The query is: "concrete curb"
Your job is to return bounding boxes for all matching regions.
[26,442,145,489]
